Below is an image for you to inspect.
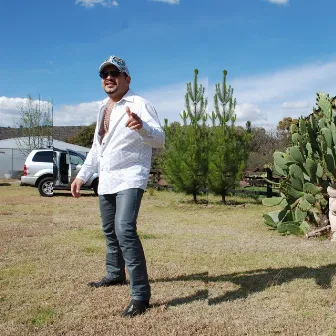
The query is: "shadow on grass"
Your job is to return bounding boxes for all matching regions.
[167,290,209,307]
[221,198,262,206]
[53,192,97,197]
[0,183,11,186]
[178,198,262,206]
[154,264,336,306]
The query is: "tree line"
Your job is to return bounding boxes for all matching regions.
[15,71,293,202]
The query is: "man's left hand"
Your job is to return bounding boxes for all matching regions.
[125,106,143,130]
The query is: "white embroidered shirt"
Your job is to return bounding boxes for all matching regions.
[76,90,165,195]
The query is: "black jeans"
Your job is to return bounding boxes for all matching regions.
[98,188,150,301]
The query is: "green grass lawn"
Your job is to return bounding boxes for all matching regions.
[0,182,335,335]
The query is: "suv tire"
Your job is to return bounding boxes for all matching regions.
[38,177,53,197]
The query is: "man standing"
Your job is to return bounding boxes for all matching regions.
[71,55,165,317]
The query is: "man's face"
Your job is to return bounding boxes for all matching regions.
[101,65,130,97]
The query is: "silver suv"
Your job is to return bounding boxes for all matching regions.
[21,148,98,197]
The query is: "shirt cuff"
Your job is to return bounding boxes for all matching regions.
[76,170,90,184]
[136,121,152,137]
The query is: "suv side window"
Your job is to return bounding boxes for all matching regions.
[69,153,84,166]
[32,151,53,163]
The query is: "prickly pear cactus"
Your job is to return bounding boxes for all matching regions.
[263,93,336,236]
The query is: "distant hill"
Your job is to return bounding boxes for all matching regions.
[0,126,85,141]
[52,126,86,141]
[0,127,17,140]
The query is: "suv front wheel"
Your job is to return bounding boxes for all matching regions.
[38,177,53,197]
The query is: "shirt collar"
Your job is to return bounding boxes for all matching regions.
[121,89,135,103]
[101,89,135,106]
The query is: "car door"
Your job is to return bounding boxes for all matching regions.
[67,149,85,184]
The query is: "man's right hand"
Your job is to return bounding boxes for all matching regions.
[71,178,84,198]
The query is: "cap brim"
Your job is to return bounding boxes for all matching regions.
[99,62,122,73]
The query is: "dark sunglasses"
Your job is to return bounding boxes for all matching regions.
[99,70,122,79]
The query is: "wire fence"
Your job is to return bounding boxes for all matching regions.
[0,148,27,178]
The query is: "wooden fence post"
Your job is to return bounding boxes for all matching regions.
[266,168,272,198]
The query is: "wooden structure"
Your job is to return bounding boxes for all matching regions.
[148,168,281,197]
[229,168,281,198]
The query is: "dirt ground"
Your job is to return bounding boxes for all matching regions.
[1,181,335,335]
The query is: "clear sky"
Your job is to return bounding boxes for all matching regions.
[1,0,336,129]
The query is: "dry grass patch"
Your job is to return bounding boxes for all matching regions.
[0,183,335,335]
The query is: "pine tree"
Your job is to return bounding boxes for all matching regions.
[207,70,250,204]
[66,122,96,147]
[163,69,208,203]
